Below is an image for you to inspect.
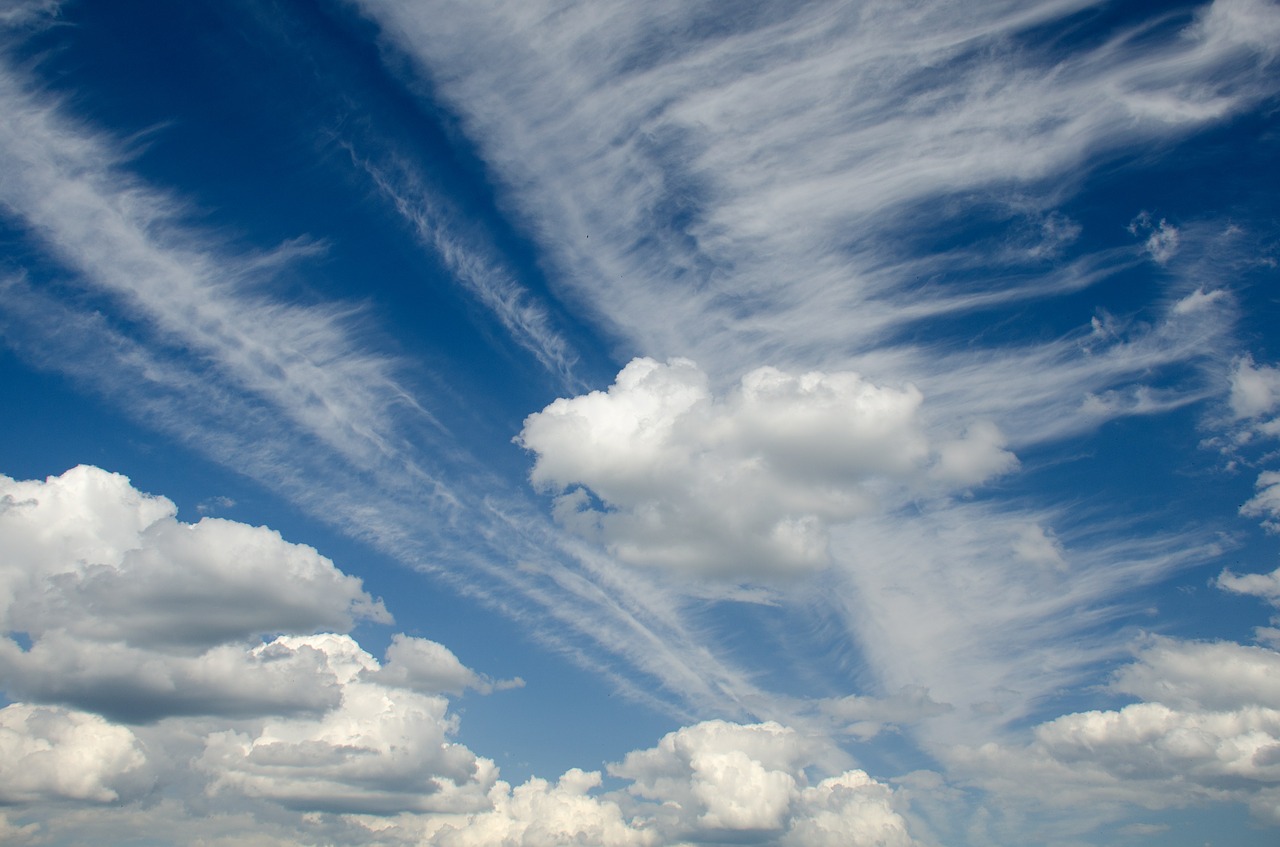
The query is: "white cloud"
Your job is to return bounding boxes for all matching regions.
[949,635,1280,828]
[608,720,918,844]
[1219,564,1280,607]
[1129,212,1181,265]
[0,704,149,804]
[1229,355,1280,420]
[1242,471,1280,533]
[0,465,394,721]
[416,769,655,847]
[200,634,496,816]
[520,357,1015,576]
[355,0,1275,380]
[349,150,581,387]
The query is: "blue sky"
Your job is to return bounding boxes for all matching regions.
[2,0,1280,844]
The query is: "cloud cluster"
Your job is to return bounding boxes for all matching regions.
[0,466,497,827]
[0,465,389,721]
[0,466,926,846]
[520,357,1014,576]
[420,721,918,847]
[951,632,1280,830]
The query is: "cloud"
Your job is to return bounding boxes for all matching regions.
[1129,212,1181,266]
[608,720,917,845]
[200,634,497,816]
[1230,355,1280,420]
[370,633,523,695]
[355,0,1278,376]
[0,466,395,721]
[349,150,581,387]
[950,635,1280,828]
[519,357,1014,576]
[0,704,150,804]
[415,769,655,847]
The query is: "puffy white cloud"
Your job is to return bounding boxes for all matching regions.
[0,465,393,721]
[519,358,1015,576]
[0,465,506,824]
[419,770,655,847]
[609,720,917,844]
[1229,355,1280,420]
[0,704,149,804]
[781,771,918,847]
[0,631,343,722]
[0,465,389,648]
[950,636,1280,826]
[199,634,496,816]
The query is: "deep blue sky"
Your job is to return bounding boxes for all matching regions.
[2,1,1280,845]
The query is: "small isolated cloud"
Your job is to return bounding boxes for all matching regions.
[1129,212,1180,265]
[0,464,517,830]
[1229,355,1280,420]
[519,358,1015,576]
[196,495,235,515]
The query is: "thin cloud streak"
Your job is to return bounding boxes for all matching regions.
[0,42,770,725]
[348,147,584,388]
[356,0,1277,377]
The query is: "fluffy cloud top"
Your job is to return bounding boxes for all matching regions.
[413,720,918,847]
[0,704,149,805]
[519,358,1015,575]
[0,466,393,722]
[952,635,1280,827]
[200,634,496,816]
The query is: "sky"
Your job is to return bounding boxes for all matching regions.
[1,0,1280,844]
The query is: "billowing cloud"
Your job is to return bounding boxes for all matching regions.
[609,720,917,845]
[0,704,150,804]
[519,357,1015,576]
[417,769,655,847]
[200,634,496,816]
[0,465,391,721]
[410,720,919,847]
[951,635,1280,827]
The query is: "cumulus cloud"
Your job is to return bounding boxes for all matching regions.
[951,635,1280,827]
[0,464,515,829]
[200,634,496,816]
[417,769,654,847]
[519,358,1015,576]
[0,704,150,804]
[608,720,917,845]
[0,465,392,721]
[1229,355,1280,421]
